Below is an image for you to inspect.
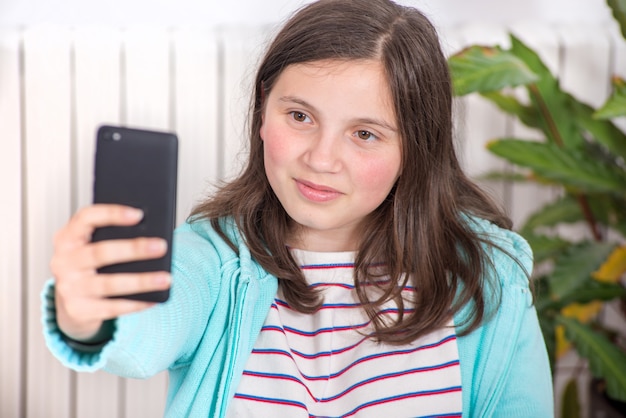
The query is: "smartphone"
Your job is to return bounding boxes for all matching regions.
[91,125,178,302]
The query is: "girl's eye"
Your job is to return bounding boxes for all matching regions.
[356,130,376,141]
[290,111,310,123]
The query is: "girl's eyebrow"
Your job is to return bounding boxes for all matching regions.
[278,95,398,133]
[354,117,398,133]
[278,95,316,110]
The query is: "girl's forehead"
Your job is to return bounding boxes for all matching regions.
[281,58,383,76]
[272,59,392,102]
[271,59,393,99]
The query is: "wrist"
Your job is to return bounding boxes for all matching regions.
[60,320,115,352]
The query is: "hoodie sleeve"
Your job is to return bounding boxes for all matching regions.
[41,222,224,377]
[456,217,554,417]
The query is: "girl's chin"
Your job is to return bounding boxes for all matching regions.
[285,218,361,252]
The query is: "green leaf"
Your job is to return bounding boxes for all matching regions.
[448,45,539,96]
[561,378,581,418]
[583,195,626,235]
[570,91,626,161]
[487,139,626,196]
[557,316,626,402]
[523,233,571,263]
[549,242,617,300]
[522,195,584,231]
[480,91,541,128]
[595,76,626,120]
[478,170,530,183]
[547,281,626,311]
[536,272,625,316]
[608,0,626,39]
[509,35,586,148]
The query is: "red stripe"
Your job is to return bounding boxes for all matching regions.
[251,334,457,375]
[273,298,416,313]
[343,386,463,417]
[301,263,354,270]
[308,281,416,292]
[233,393,308,411]
[263,306,408,336]
[299,262,386,270]
[242,360,461,403]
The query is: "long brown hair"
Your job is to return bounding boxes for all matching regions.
[191,0,514,344]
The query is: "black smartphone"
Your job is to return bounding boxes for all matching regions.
[91,125,178,303]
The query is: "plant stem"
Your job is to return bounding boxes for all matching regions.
[528,84,564,147]
[528,84,603,241]
[576,194,602,241]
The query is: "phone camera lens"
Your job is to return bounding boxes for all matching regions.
[112,132,122,141]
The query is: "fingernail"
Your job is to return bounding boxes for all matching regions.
[148,239,167,253]
[125,207,144,221]
[154,273,171,285]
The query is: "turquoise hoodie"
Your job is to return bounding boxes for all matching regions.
[42,217,554,417]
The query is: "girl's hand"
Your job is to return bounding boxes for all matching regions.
[50,204,171,342]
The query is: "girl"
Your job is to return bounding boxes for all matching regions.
[44,0,554,416]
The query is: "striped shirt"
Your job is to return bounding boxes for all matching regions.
[227,249,462,418]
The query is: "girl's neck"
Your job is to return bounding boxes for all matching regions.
[286,224,361,252]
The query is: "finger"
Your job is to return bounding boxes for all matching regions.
[60,297,158,325]
[90,271,171,298]
[55,205,144,251]
[70,237,168,270]
[95,298,158,321]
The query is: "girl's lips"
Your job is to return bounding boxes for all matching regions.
[295,179,342,202]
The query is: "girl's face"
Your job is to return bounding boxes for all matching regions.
[260,59,402,252]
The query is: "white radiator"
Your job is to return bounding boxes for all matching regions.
[0,23,623,418]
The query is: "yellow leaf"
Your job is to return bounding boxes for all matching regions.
[556,325,572,359]
[593,246,626,283]
[556,301,604,360]
[561,301,603,323]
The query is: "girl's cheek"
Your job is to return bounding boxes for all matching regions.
[359,160,400,193]
[262,123,293,155]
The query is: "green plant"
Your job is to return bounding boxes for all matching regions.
[448,0,626,411]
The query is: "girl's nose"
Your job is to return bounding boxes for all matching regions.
[303,130,343,173]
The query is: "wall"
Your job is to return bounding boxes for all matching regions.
[0,0,615,28]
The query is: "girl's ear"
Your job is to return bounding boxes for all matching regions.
[259,81,266,141]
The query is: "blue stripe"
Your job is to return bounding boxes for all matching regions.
[282,323,363,335]
[247,334,459,380]
[233,393,307,410]
[300,262,355,269]
[321,361,461,400]
[264,307,415,336]
[251,348,292,356]
[274,297,416,312]
[255,330,455,360]
[244,360,460,399]
[314,347,458,380]
[308,280,417,291]
[341,386,463,417]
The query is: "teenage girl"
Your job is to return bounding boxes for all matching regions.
[45,0,554,416]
